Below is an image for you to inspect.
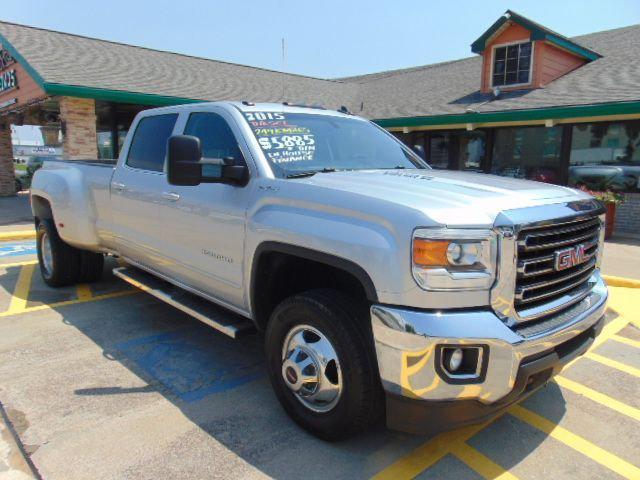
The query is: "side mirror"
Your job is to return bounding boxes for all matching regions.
[167,135,202,186]
[167,135,249,187]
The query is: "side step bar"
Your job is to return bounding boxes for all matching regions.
[113,266,255,339]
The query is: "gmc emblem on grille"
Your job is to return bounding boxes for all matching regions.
[554,243,587,271]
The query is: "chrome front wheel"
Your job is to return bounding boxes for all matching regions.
[266,290,382,440]
[281,324,343,413]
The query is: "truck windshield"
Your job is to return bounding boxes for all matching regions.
[242,111,428,177]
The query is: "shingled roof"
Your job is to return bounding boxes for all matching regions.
[0,18,639,122]
[345,24,640,120]
[0,21,359,110]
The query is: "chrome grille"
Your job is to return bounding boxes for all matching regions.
[513,291,601,338]
[515,216,600,317]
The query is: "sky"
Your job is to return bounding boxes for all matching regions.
[6,0,640,78]
[6,0,640,144]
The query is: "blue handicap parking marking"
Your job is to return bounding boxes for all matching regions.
[116,329,264,402]
[0,241,37,258]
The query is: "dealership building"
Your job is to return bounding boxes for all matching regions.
[0,11,639,235]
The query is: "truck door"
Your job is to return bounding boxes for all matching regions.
[110,113,179,264]
[155,110,252,311]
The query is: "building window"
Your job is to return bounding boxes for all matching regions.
[491,126,562,183]
[492,41,532,87]
[396,130,487,172]
[569,120,640,192]
[456,131,486,172]
[428,133,451,169]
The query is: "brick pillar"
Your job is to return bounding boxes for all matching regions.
[59,97,98,159]
[0,123,16,196]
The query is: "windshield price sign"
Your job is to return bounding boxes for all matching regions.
[244,112,316,164]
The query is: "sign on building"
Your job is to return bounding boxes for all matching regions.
[0,69,17,93]
[0,49,17,93]
[0,48,15,70]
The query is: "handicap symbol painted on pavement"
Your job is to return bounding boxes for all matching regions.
[0,241,37,258]
[115,329,265,402]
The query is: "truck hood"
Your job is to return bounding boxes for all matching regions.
[300,169,590,226]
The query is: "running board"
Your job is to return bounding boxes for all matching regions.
[113,266,255,339]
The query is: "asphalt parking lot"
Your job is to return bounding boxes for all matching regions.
[0,239,639,479]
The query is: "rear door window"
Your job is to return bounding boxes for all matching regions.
[126,114,178,172]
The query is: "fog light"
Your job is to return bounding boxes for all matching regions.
[438,345,487,383]
[448,348,463,372]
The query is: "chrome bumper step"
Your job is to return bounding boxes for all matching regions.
[113,266,255,339]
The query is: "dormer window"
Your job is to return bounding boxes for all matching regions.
[492,41,532,87]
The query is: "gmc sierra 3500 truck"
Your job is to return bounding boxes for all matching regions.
[30,102,608,440]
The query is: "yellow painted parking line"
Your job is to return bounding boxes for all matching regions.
[607,286,638,324]
[555,376,640,422]
[562,314,631,371]
[509,405,640,479]
[612,334,640,349]
[6,263,35,313]
[0,289,138,318]
[75,284,93,301]
[0,230,35,241]
[594,315,632,349]
[603,275,640,289]
[450,442,519,480]
[371,422,491,480]
[0,260,38,269]
[585,352,640,378]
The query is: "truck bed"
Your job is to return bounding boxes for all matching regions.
[31,158,117,251]
[44,158,117,167]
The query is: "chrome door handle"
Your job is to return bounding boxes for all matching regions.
[161,191,180,201]
[111,181,125,191]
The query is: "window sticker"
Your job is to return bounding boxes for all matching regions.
[244,112,316,164]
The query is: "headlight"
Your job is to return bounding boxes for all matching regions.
[412,228,497,291]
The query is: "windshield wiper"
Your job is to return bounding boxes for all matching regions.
[285,168,337,179]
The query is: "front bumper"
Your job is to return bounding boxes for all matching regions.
[371,272,608,434]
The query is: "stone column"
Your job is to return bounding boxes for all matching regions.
[59,97,98,159]
[0,122,15,196]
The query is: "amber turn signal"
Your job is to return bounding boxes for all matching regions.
[413,239,450,267]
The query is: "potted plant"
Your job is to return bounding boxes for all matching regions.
[577,186,624,239]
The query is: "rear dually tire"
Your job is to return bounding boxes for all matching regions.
[36,219,103,287]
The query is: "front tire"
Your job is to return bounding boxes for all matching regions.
[265,289,382,440]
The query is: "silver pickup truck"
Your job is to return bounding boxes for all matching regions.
[30,102,608,440]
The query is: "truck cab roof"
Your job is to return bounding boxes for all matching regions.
[144,101,359,119]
